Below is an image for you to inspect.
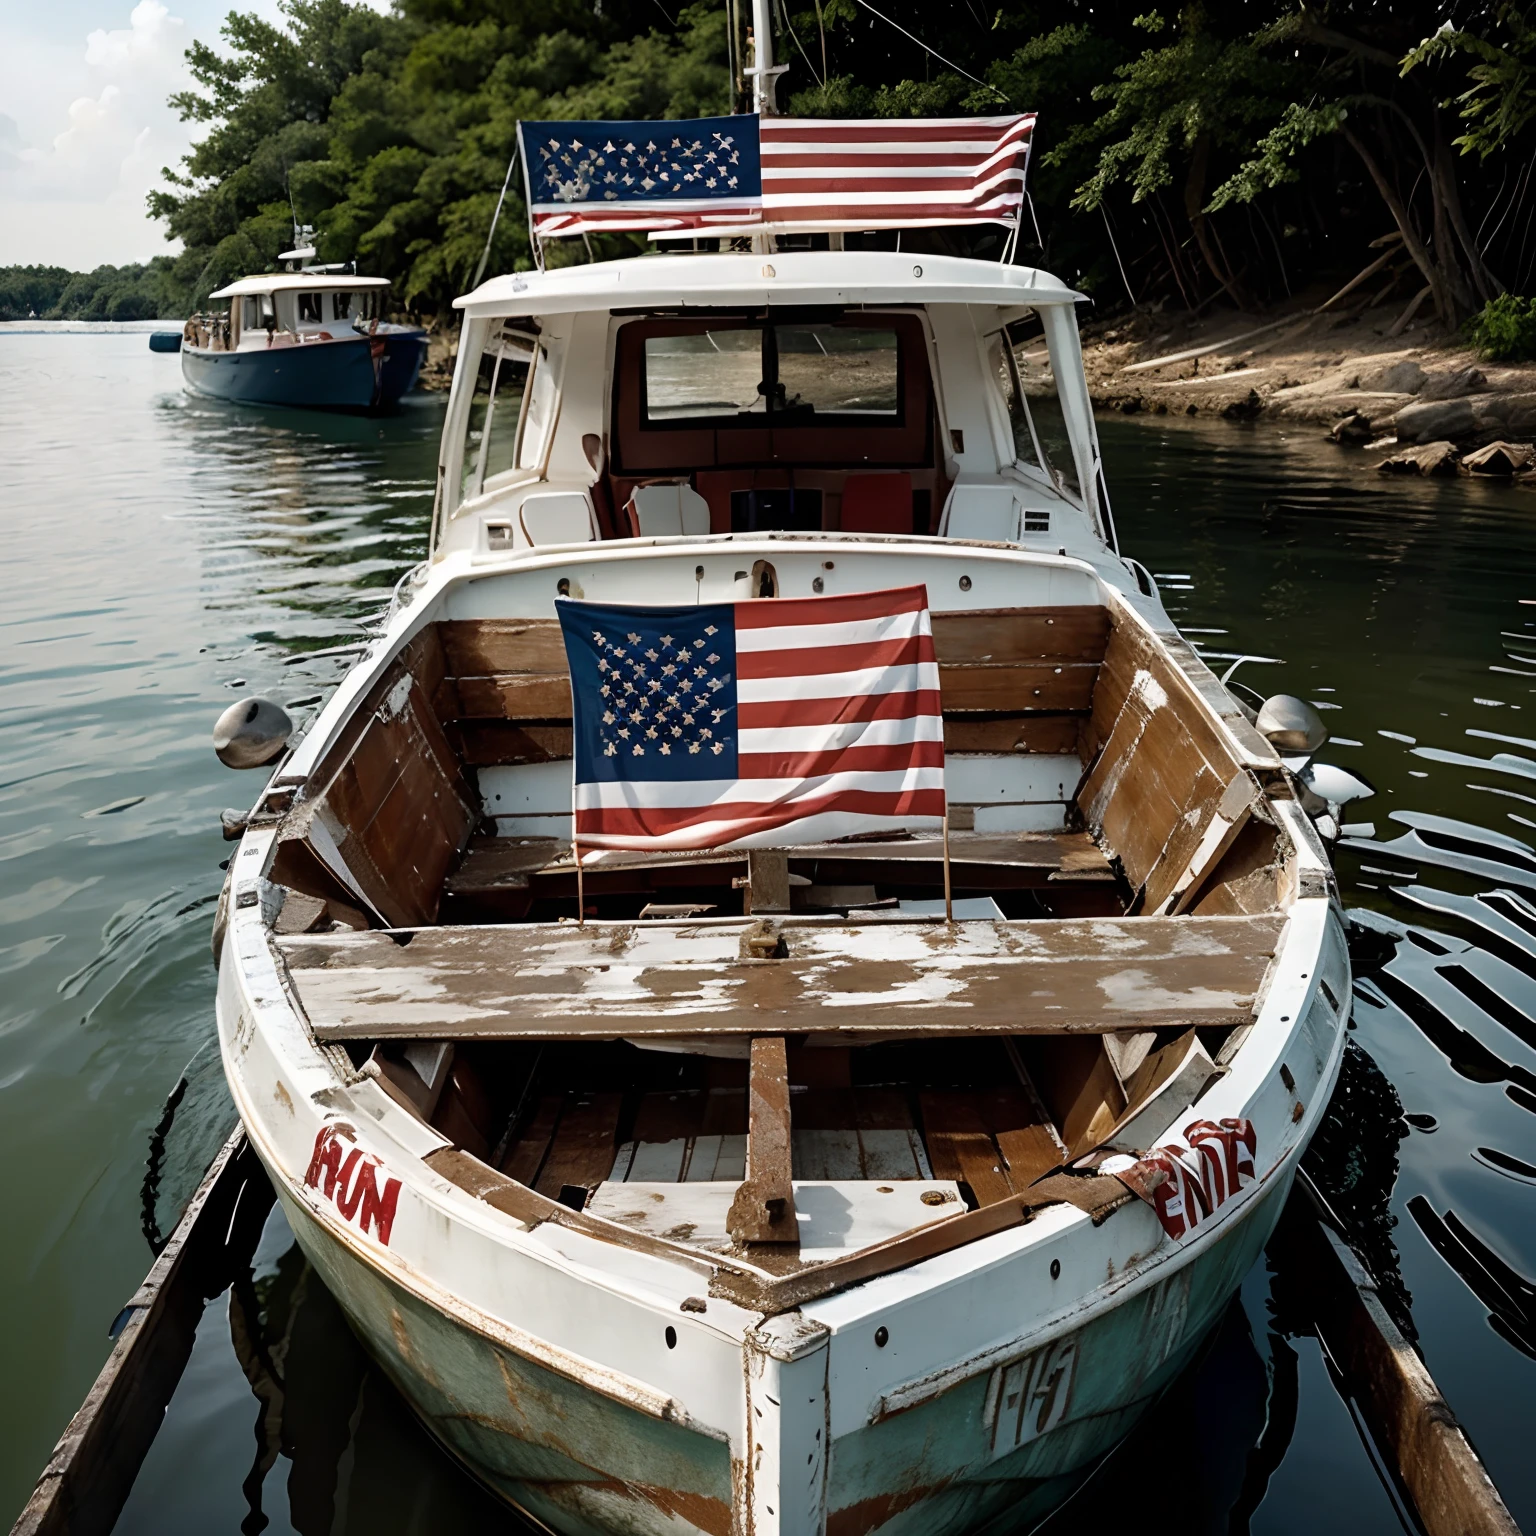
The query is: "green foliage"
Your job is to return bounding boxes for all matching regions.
[1403,3,1536,159]
[154,0,731,311]
[1469,292,1536,361]
[138,0,1536,319]
[1057,6,1299,214]
[0,260,189,321]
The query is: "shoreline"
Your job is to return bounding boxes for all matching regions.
[1077,302,1536,485]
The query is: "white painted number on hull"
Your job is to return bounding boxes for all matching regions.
[987,1336,1077,1458]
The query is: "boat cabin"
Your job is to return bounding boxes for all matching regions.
[191,274,392,353]
[433,252,1108,564]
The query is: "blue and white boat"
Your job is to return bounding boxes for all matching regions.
[181,272,426,411]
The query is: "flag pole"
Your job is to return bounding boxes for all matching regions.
[942,812,954,924]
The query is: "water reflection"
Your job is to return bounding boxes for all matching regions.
[1104,414,1536,1525]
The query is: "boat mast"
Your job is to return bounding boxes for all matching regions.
[749,0,781,115]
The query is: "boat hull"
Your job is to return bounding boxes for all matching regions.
[265,1141,1295,1536]
[180,329,426,410]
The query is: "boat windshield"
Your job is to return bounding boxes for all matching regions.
[643,322,902,425]
[991,317,1081,499]
[460,326,536,499]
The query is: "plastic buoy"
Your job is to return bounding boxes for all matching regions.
[1255,694,1328,755]
[213,697,292,769]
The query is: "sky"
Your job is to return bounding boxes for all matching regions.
[0,0,286,269]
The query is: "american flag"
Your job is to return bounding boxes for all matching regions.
[520,113,1034,241]
[555,586,946,851]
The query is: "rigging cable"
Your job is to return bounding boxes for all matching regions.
[845,0,1008,103]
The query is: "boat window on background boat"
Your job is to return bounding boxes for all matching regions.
[298,292,323,325]
[1001,319,1081,499]
[460,328,535,500]
[642,323,901,424]
[332,292,352,322]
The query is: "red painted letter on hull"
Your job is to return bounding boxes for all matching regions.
[304,1125,402,1246]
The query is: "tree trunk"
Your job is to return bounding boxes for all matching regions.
[1341,125,1457,328]
[1185,133,1251,310]
[1431,113,1502,303]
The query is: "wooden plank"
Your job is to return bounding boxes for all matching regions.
[500,1094,562,1184]
[728,1037,800,1244]
[919,1092,1014,1206]
[975,1084,1063,1188]
[439,617,568,676]
[455,721,573,766]
[1157,774,1261,915]
[1270,1175,1522,1536]
[533,1093,624,1197]
[279,914,1281,1041]
[929,606,1110,663]
[943,716,1085,757]
[453,673,574,720]
[444,831,1116,901]
[11,1132,274,1536]
[938,662,1097,714]
[439,609,1111,678]
[1029,1037,1127,1158]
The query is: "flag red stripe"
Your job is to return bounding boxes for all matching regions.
[576,786,948,838]
[733,586,929,628]
[738,740,945,779]
[737,689,942,729]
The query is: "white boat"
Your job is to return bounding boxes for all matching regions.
[212,88,1349,1536]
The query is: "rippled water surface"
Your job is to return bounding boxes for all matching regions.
[1,333,1532,1533]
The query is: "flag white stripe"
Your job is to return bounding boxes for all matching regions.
[737,716,943,753]
[737,661,940,702]
[575,766,944,809]
[735,610,928,651]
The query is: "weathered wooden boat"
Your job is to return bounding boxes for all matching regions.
[209,76,1356,1529]
[181,273,426,411]
[209,244,1354,1532]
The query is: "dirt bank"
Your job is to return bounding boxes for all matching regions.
[1078,299,1536,485]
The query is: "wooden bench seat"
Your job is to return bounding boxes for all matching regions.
[441,830,1120,921]
[275,912,1282,1043]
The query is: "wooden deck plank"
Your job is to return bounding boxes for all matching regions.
[919,1092,1014,1206]
[533,1093,624,1197]
[278,914,1281,1042]
[728,1037,800,1244]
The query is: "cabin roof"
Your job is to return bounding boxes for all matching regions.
[453,250,1084,319]
[208,273,392,299]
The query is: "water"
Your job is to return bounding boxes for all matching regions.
[0,332,1531,1532]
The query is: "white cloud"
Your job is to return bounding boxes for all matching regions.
[0,0,196,267]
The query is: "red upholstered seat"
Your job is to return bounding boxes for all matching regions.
[841,472,913,534]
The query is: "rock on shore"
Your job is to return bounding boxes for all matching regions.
[1079,299,1536,485]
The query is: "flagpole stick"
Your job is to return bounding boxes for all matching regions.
[942,812,954,925]
[574,836,585,928]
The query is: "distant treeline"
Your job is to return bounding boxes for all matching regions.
[131,0,1536,327]
[0,259,188,322]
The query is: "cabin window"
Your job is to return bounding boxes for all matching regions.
[998,319,1081,499]
[460,327,535,501]
[333,291,352,321]
[298,292,323,325]
[240,294,276,333]
[642,322,902,426]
